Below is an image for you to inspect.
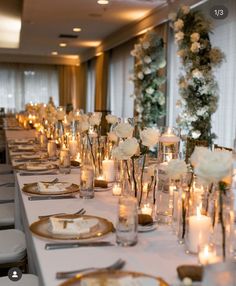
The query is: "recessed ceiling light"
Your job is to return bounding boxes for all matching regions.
[59,42,67,47]
[97,0,109,4]
[73,27,82,32]
[51,51,58,55]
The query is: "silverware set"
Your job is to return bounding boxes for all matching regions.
[45,241,115,251]
[56,258,126,279]
[20,172,58,176]
[28,195,76,201]
[38,207,86,219]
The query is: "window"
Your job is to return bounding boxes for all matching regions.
[108,40,135,118]
[0,63,59,112]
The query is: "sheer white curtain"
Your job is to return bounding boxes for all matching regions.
[108,40,135,118]
[0,63,59,111]
[167,0,236,148]
[86,59,96,113]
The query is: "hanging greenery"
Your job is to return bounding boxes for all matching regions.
[130,30,166,128]
[169,5,225,145]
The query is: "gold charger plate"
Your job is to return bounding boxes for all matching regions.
[22,182,79,196]
[14,163,57,172]
[30,214,114,241]
[59,270,169,286]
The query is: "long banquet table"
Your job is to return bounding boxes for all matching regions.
[6,129,197,286]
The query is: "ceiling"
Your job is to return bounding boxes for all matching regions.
[0,0,167,60]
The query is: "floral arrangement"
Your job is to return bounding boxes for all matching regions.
[130,30,166,128]
[165,159,188,181]
[169,5,225,144]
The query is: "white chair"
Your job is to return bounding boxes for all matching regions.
[0,186,14,203]
[0,274,39,286]
[0,230,26,264]
[0,203,14,229]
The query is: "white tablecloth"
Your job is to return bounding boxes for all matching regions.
[15,171,197,286]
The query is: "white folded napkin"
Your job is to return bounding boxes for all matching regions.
[37,182,71,193]
[22,154,40,159]
[49,217,99,235]
[81,276,160,286]
[18,145,33,150]
[14,139,30,144]
[26,163,49,170]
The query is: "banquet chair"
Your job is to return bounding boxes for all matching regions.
[0,203,14,229]
[0,229,27,275]
[185,137,209,163]
[0,274,39,286]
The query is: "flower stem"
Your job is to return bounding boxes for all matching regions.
[139,150,147,206]
[125,160,131,184]
[87,134,96,167]
[219,183,226,260]
[131,157,138,198]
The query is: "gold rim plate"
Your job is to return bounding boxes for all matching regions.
[59,270,169,286]
[22,182,79,196]
[30,214,114,241]
[15,163,57,171]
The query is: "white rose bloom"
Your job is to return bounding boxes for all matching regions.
[143,56,152,64]
[190,42,200,53]
[142,42,150,49]
[114,123,134,138]
[196,107,208,116]
[79,121,90,133]
[119,138,139,159]
[191,130,201,139]
[174,19,184,31]
[143,67,152,75]
[166,159,188,180]
[89,112,102,126]
[190,146,210,167]
[146,87,155,95]
[192,69,203,79]
[181,5,190,14]
[130,50,136,57]
[168,12,177,21]
[112,146,125,161]
[175,31,184,42]
[106,114,118,124]
[138,72,144,80]
[190,32,200,42]
[140,128,160,148]
[107,131,118,143]
[194,150,232,184]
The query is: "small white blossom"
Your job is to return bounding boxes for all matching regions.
[137,72,144,80]
[143,67,152,75]
[192,69,203,79]
[146,87,155,95]
[174,19,184,31]
[190,42,200,53]
[143,55,152,64]
[190,33,200,42]
[181,5,190,15]
[142,42,150,49]
[175,31,185,42]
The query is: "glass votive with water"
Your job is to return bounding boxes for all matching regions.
[59,148,71,174]
[116,196,138,247]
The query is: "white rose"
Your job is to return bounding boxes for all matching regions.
[166,159,188,180]
[143,56,152,64]
[181,5,190,14]
[190,33,200,42]
[143,67,152,75]
[107,131,118,143]
[140,128,160,148]
[119,138,139,159]
[190,42,200,53]
[192,69,203,79]
[138,72,144,80]
[190,147,210,167]
[175,31,184,42]
[168,12,177,21]
[112,146,125,161]
[89,112,102,126]
[174,19,184,31]
[146,87,155,95]
[114,123,134,138]
[79,121,89,133]
[142,42,150,49]
[194,150,232,184]
[106,114,118,125]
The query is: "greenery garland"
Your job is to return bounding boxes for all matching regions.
[169,5,224,145]
[130,30,166,128]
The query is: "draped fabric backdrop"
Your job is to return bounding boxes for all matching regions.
[86,59,96,113]
[76,62,87,111]
[0,63,58,111]
[167,0,236,148]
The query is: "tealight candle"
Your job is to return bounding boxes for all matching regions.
[112,183,122,196]
[69,139,78,158]
[198,244,219,265]
[159,127,180,145]
[141,203,153,216]
[102,159,115,182]
[187,206,211,253]
[75,152,81,163]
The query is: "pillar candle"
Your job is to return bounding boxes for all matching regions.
[102,159,115,182]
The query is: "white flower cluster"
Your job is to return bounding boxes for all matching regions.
[166,159,188,180]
